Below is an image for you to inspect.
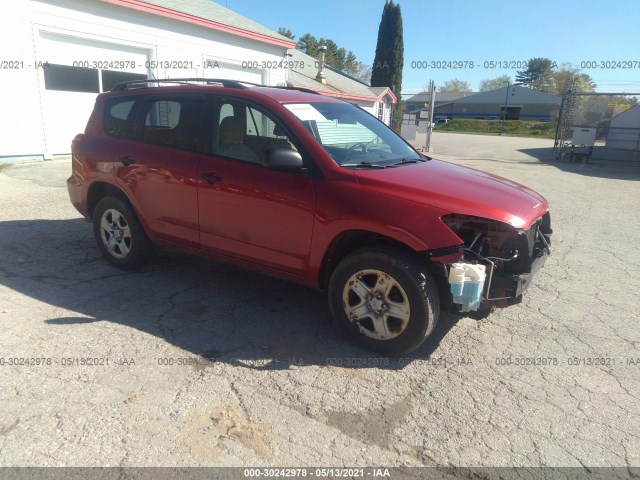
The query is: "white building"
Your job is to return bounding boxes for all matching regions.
[2,0,295,160]
[607,104,640,151]
[286,49,397,124]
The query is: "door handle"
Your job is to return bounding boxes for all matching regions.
[118,155,135,166]
[200,172,222,184]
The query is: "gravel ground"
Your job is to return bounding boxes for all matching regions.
[0,133,638,471]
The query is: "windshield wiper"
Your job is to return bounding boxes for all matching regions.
[389,157,426,166]
[341,161,386,169]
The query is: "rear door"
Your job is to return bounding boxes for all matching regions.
[197,98,317,275]
[112,94,208,247]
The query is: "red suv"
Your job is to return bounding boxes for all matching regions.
[68,78,551,355]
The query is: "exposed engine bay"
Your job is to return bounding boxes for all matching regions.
[441,212,552,311]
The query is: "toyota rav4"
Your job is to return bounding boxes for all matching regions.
[67,78,552,355]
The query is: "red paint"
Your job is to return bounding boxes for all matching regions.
[68,84,550,289]
[353,160,548,229]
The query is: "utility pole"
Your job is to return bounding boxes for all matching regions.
[425,80,436,151]
[500,81,510,136]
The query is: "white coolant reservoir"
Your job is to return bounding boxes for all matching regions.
[448,263,487,312]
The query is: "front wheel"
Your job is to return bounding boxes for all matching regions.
[328,246,440,355]
[92,196,152,269]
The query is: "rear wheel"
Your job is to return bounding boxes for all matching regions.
[328,246,440,355]
[92,196,152,269]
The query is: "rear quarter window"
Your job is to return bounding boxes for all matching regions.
[139,98,205,152]
[104,98,137,138]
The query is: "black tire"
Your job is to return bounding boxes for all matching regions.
[328,246,440,355]
[92,196,152,270]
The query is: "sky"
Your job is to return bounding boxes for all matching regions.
[217,0,640,96]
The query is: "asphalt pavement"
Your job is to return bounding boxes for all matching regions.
[0,133,638,470]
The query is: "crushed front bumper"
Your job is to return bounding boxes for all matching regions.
[483,211,551,307]
[440,211,552,311]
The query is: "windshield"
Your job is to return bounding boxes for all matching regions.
[283,102,424,168]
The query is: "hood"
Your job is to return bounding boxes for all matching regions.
[353,159,549,228]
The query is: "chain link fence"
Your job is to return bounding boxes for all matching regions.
[554,87,640,163]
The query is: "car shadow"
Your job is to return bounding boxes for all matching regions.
[0,219,461,371]
[518,147,640,181]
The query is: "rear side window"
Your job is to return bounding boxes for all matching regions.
[104,98,137,139]
[139,98,205,152]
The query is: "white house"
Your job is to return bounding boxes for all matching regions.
[286,49,397,125]
[2,0,295,160]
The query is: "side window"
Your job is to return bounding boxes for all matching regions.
[215,101,297,165]
[140,98,204,151]
[219,103,235,124]
[145,100,180,129]
[246,107,298,152]
[104,98,136,139]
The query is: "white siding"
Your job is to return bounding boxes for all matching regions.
[1,1,46,157]
[354,100,376,117]
[316,121,378,145]
[607,105,640,150]
[610,105,640,129]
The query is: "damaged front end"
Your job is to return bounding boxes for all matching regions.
[439,212,552,312]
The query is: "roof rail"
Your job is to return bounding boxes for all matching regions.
[273,85,321,95]
[111,78,254,92]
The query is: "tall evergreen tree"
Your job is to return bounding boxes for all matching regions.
[297,33,319,57]
[280,28,371,83]
[277,27,295,40]
[371,1,404,130]
[515,58,555,90]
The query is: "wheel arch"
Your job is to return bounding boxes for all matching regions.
[317,229,446,291]
[86,182,134,220]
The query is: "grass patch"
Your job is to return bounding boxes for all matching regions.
[436,119,556,138]
[0,163,13,171]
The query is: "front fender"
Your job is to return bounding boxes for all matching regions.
[307,178,462,286]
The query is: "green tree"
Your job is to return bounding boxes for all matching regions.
[278,28,368,81]
[549,63,596,95]
[438,79,472,92]
[319,39,345,70]
[297,33,319,57]
[479,75,511,92]
[515,58,555,91]
[277,27,295,40]
[295,33,359,76]
[350,61,372,84]
[371,0,404,130]
[344,52,358,76]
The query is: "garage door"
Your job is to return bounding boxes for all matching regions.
[39,32,149,154]
[204,59,265,84]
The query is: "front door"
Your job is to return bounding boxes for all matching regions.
[197,99,317,275]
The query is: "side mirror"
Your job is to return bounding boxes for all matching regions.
[263,148,303,172]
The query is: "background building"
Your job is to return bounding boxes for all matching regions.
[286,49,396,124]
[434,86,561,121]
[404,91,476,115]
[4,0,391,161]
[607,104,640,151]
